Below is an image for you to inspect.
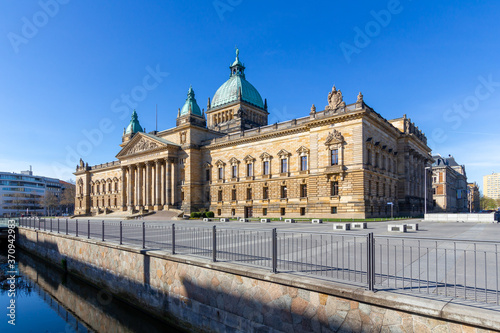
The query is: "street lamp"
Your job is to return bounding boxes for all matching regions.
[387,202,394,220]
[424,166,432,215]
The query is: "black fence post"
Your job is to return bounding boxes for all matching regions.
[76,219,78,237]
[367,232,375,291]
[44,218,46,231]
[142,222,146,249]
[57,219,60,234]
[172,224,175,255]
[50,219,52,232]
[119,221,123,245]
[212,225,217,262]
[65,219,68,235]
[102,220,105,242]
[272,228,278,273]
[88,220,90,239]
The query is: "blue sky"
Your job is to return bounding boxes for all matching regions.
[0,0,499,191]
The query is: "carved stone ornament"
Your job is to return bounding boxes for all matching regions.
[325,129,344,146]
[244,155,255,163]
[326,85,345,110]
[260,152,272,160]
[277,149,291,157]
[180,131,187,144]
[127,138,159,155]
[357,92,363,103]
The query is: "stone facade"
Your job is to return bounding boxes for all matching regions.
[431,154,468,213]
[75,55,432,218]
[18,228,500,332]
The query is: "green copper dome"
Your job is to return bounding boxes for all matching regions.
[211,49,264,109]
[125,109,143,134]
[180,86,202,116]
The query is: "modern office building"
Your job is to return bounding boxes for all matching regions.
[484,173,500,200]
[75,50,432,218]
[0,169,66,217]
[431,155,468,212]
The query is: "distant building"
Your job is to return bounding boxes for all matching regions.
[483,173,500,200]
[75,49,432,218]
[0,169,67,217]
[467,182,480,213]
[431,155,468,212]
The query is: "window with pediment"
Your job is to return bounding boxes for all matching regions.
[296,146,310,171]
[215,160,225,180]
[260,152,272,176]
[277,149,291,175]
[229,157,240,179]
[244,155,255,177]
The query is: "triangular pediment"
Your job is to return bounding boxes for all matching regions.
[116,133,172,158]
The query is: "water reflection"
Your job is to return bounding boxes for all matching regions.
[0,250,184,332]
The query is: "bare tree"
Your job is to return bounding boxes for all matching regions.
[60,184,76,215]
[42,192,59,216]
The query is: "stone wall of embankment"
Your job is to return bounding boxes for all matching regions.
[18,227,500,332]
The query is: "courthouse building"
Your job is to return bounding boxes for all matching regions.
[74,50,432,218]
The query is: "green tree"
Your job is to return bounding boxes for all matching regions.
[480,195,497,210]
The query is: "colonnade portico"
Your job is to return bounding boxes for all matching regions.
[121,157,177,212]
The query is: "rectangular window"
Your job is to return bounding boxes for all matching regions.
[231,189,237,201]
[218,167,223,180]
[263,208,267,216]
[368,180,372,195]
[375,153,379,167]
[280,208,286,216]
[300,156,308,171]
[263,186,269,199]
[247,163,253,177]
[263,161,270,175]
[331,181,339,196]
[232,165,237,178]
[206,191,210,202]
[218,190,223,202]
[281,159,288,173]
[206,169,210,181]
[331,206,337,214]
[217,209,221,216]
[281,185,287,198]
[331,149,339,166]
[300,207,306,216]
[300,184,307,197]
[367,149,371,165]
[246,188,252,200]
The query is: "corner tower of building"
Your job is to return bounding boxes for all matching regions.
[206,49,268,133]
[121,110,144,146]
[176,86,206,128]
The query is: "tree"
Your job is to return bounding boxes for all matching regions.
[480,195,497,211]
[42,192,59,216]
[60,184,76,215]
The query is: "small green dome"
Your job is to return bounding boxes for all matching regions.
[211,49,264,109]
[180,86,202,117]
[125,110,143,134]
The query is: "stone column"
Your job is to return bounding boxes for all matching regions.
[171,158,177,207]
[154,160,161,210]
[161,161,166,207]
[127,165,134,210]
[137,163,143,209]
[121,167,126,211]
[165,158,172,208]
[145,161,152,209]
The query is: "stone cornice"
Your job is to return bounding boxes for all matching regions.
[202,110,365,150]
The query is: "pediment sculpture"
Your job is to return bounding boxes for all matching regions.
[325,129,344,146]
[127,138,159,155]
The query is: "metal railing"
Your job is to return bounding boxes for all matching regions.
[17,217,500,307]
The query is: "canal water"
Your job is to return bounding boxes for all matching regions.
[0,249,184,332]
